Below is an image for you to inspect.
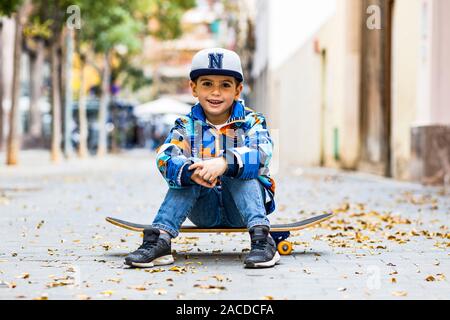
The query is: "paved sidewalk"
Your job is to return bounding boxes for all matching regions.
[0,150,449,300]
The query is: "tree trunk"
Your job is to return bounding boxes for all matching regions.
[78,56,89,158]
[50,40,62,162]
[96,51,111,157]
[6,11,24,165]
[28,38,45,145]
[0,19,4,151]
[63,27,74,157]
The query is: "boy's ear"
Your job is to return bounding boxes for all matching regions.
[189,80,198,98]
[234,82,244,100]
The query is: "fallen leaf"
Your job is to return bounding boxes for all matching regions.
[212,275,225,282]
[425,275,436,282]
[0,281,16,289]
[194,284,226,290]
[128,285,147,291]
[33,294,49,300]
[153,288,167,295]
[100,290,115,297]
[36,220,45,229]
[144,268,165,273]
[169,266,187,273]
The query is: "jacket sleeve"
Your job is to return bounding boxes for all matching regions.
[223,113,273,180]
[156,118,200,188]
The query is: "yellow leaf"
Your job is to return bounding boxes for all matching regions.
[169,266,187,273]
[144,268,165,273]
[128,285,147,291]
[100,290,115,296]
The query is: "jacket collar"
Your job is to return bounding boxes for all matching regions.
[191,100,246,126]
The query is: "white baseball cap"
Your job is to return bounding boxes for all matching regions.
[190,48,244,82]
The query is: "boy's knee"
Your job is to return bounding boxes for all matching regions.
[168,184,211,197]
[221,176,258,186]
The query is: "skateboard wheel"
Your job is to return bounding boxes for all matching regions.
[277,241,293,255]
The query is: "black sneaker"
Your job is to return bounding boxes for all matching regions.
[124,228,174,268]
[244,225,280,268]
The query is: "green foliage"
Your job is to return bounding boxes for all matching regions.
[23,16,52,39]
[74,0,195,93]
[12,0,196,94]
[0,0,23,17]
[114,60,153,92]
[78,3,144,53]
[149,0,196,39]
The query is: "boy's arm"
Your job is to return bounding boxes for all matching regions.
[222,113,273,180]
[156,118,200,188]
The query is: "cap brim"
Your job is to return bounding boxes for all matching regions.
[190,69,243,82]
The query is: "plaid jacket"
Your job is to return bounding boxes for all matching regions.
[156,100,276,214]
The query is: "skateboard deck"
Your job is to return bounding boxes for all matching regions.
[105,213,333,255]
[105,213,333,233]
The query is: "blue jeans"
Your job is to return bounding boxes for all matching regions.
[152,176,270,238]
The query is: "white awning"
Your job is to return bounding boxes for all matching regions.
[133,97,191,119]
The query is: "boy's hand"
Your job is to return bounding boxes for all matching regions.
[189,157,227,185]
[190,171,217,189]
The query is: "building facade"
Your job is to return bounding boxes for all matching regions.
[251,0,450,184]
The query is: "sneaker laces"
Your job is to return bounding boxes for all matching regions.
[137,240,158,251]
[251,238,268,251]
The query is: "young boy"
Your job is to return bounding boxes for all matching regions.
[125,48,278,269]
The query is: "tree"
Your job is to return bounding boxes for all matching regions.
[76,46,89,158]
[0,18,4,151]
[33,0,73,162]
[79,4,143,156]
[77,0,195,156]
[23,15,52,147]
[0,0,24,161]
[6,1,31,165]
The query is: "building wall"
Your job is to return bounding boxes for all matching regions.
[425,0,450,124]
[391,0,421,180]
[251,0,450,182]
[271,34,323,167]
[266,0,358,170]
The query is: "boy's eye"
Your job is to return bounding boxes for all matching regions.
[222,83,232,88]
[201,81,212,87]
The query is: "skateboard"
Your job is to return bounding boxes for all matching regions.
[105,213,333,255]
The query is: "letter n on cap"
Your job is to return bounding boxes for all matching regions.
[208,53,224,69]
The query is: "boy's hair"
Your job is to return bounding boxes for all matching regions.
[190,48,244,83]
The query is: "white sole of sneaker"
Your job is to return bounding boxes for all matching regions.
[129,255,174,268]
[245,252,281,268]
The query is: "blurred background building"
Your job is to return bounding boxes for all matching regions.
[251,0,450,185]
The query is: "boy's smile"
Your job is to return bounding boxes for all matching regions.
[190,75,243,125]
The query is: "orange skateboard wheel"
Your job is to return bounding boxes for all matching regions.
[277,241,293,255]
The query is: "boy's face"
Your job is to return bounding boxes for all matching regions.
[190,75,243,120]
